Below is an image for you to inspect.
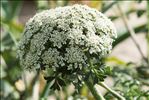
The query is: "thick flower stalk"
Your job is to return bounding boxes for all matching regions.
[17,4,121,99]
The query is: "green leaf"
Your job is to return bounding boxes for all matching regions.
[137,9,146,17]
[109,9,146,21]
[106,56,126,65]
[136,66,149,78]
[113,24,147,47]
[1,31,15,51]
[1,0,22,21]
[101,1,117,13]
[1,49,19,68]
[1,18,24,41]
[58,78,66,86]
[44,76,55,82]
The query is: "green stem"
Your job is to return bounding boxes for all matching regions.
[84,80,105,100]
[147,0,149,64]
[98,82,125,100]
[117,3,147,63]
[40,80,54,99]
[102,1,117,13]
[87,59,124,99]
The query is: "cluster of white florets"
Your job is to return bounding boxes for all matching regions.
[17,4,116,75]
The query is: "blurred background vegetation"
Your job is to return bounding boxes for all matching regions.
[0,0,149,100]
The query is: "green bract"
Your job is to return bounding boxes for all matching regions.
[17,4,117,89]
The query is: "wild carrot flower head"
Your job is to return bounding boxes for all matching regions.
[17,4,116,89]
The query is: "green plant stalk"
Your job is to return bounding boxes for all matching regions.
[102,1,117,13]
[84,59,105,100]
[88,59,124,99]
[117,3,147,62]
[147,0,149,64]
[113,24,147,47]
[40,80,55,98]
[98,82,125,100]
[84,80,105,100]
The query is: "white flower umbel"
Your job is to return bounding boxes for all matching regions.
[17,4,116,76]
